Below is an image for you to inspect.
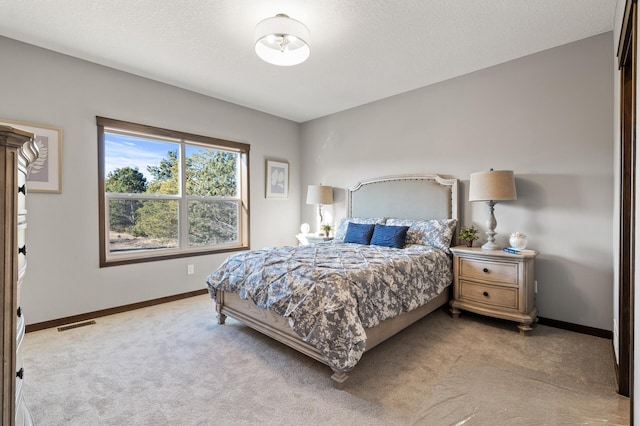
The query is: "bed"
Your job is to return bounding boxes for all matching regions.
[206,174,459,388]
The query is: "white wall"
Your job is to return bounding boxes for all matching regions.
[301,33,614,331]
[0,36,301,324]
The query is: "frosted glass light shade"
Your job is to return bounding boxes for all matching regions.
[469,170,517,202]
[255,14,310,66]
[306,185,333,205]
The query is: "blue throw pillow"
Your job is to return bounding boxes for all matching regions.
[343,222,375,245]
[370,224,410,248]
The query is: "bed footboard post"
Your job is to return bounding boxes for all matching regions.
[215,301,227,324]
[330,370,349,389]
[214,289,227,324]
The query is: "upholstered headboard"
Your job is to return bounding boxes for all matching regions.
[347,174,458,222]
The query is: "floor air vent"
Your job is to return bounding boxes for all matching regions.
[57,320,96,332]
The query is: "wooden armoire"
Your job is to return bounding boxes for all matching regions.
[1,125,38,425]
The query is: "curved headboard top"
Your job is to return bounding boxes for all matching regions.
[347,174,458,222]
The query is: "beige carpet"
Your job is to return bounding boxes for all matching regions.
[22,294,629,425]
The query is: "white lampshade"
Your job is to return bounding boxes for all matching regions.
[469,170,517,202]
[255,14,310,66]
[469,169,517,251]
[306,185,333,205]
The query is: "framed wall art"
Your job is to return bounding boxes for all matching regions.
[265,160,289,199]
[0,119,63,193]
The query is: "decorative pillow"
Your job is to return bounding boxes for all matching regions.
[386,218,419,244]
[370,224,410,249]
[334,217,386,241]
[387,218,458,250]
[343,222,375,245]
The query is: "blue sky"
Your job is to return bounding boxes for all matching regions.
[104,132,178,182]
[105,132,220,183]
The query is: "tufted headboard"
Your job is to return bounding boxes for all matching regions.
[347,174,458,222]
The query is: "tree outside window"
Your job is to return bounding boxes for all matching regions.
[97,117,250,266]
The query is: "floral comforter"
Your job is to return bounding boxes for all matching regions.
[206,242,452,372]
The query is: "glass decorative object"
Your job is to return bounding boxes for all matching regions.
[509,232,528,250]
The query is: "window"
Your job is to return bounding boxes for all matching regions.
[97,117,250,266]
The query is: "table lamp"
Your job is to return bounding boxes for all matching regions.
[469,169,517,250]
[306,185,333,234]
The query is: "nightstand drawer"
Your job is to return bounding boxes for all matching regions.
[459,280,518,310]
[459,258,518,285]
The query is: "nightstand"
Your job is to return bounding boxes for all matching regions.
[449,246,538,335]
[296,234,333,245]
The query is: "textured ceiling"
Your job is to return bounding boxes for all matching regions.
[0,0,616,123]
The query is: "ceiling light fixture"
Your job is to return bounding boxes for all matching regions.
[255,13,310,66]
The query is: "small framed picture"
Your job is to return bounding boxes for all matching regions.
[266,160,289,199]
[0,119,63,193]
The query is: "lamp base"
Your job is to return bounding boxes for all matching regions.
[481,241,501,251]
[482,200,500,251]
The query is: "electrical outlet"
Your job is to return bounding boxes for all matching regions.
[187,264,194,275]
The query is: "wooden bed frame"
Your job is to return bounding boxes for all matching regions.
[214,174,459,388]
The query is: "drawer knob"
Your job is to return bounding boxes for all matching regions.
[18,245,27,256]
[483,268,489,273]
[18,184,26,195]
[483,291,489,297]
[16,368,24,380]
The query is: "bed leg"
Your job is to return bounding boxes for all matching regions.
[214,298,227,324]
[330,371,349,389]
